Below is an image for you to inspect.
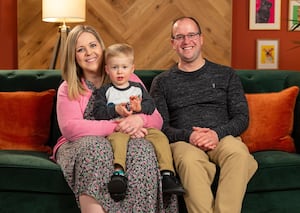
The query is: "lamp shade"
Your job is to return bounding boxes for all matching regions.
[42,0,86,23]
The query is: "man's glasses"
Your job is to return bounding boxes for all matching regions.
[172,32,200,42]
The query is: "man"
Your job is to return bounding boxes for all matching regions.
[150,17,258,213]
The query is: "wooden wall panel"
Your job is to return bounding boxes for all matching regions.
[18,0,232,69]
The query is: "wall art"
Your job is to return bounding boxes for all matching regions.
[256,39,279,69]
[249,0,281,30]
[288,0,300,31]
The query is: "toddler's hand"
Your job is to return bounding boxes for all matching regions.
[115,103,133,117]
[129,96,142,112]
[131,128,148,138]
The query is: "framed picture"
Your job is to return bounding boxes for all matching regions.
[249,0,281,30]
[288,0,300,31]
[256,39,279,69]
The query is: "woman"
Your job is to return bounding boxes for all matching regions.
[51,25,178,213]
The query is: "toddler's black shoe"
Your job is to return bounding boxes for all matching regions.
[161,171,185,195]
[108,171,128,202]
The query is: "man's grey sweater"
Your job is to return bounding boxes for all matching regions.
[150,60,249,143]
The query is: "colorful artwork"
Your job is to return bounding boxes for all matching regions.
[256,0,275,23]
[260,45,274,64]
[289,0,300,31]
[256,39,279,69]
[249,0,281,30]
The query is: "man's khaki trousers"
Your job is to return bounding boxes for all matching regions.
[171,136,258,213]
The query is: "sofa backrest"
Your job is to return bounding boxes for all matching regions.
[1,69,300,153]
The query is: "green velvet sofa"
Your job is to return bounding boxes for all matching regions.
[1,69,300,213]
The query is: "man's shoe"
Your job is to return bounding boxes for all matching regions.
[161,171,185,195]
[108,171,128,202]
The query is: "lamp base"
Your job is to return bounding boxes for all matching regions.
[49,25,70,69]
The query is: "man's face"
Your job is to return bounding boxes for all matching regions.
[171,18,203,63]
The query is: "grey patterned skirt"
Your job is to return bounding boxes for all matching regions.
[56,136,178,212]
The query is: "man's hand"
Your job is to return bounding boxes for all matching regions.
[190,127,219,151]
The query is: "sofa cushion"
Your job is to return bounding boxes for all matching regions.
[241,86,299,153]
[247,151,300,192]
[0,150,72,194]
[0,90,55,153]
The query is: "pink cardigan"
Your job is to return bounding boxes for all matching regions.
[51,73,163,160]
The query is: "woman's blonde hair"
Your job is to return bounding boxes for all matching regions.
[61,25,109,100]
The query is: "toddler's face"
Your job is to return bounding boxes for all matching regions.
[105,56,134,88]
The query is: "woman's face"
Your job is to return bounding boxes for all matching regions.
[75,32,103,74]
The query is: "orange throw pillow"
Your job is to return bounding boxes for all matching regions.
[0,90,56,153]
[241,86,299,153]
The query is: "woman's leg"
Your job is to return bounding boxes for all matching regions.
[124,138,178,212]
[56,136,114,212]
[79,194,106,213]
[57,136,178,213]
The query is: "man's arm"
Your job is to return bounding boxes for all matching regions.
[150,75,192,143]
[212,72,249,139]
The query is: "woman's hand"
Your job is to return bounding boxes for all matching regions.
[115,114,144,136]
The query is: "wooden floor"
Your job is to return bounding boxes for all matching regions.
[18,0,232,69]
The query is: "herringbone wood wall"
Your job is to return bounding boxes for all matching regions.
[18,0,232,69]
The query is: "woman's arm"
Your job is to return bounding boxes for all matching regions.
[129,73,163,129]
[56,81,117,141]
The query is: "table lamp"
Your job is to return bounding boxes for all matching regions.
[42,0,86,69]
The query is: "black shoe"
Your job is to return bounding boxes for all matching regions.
[108,171,128,202]
[161,171,185,195]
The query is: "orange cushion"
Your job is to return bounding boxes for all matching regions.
[0,90,56,153]
[241,86,299,153]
